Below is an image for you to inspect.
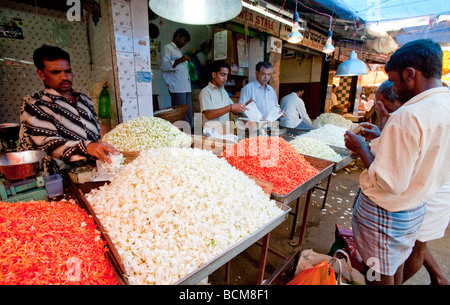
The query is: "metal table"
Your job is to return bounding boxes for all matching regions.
[255,155,333,285]
[69,179,291,285]
[280,128,356,209]
[175,202,290,285]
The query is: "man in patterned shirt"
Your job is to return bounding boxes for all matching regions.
[19,45,118,173]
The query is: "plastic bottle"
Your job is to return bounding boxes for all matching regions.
[98,83,111,118]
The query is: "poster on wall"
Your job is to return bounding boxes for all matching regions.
[236,34,249,67]
[0,25,23,39]
[267,36,282,54]
[150,41,161,69]
[214,30,227,60]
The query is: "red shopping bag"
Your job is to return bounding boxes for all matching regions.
[287,261,336,285]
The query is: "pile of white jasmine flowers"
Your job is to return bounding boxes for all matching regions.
[102,116,192,151]
[313,113,352,129]
[300,124,348,148]
[289,136,343,162]
[86,147,283,285]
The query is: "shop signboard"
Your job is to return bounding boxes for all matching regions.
[280,23,327,53]
[232,8,280,37]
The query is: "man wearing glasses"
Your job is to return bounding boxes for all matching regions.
[239,61,285,121]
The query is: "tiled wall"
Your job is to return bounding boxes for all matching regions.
[88,0,119,128]
[111,0,152,122]
[0,2,92,123]
[337,76,353,105]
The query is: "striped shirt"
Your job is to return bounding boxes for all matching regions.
[18,88,101,171]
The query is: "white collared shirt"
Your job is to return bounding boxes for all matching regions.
[360,87,450,212]
[199,82,233,127]
[160,42,191,93]
[279,92,312,128]
[239,81,280,118]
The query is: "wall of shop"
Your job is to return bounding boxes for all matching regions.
[278,52,323,119]
[110,0,152,123]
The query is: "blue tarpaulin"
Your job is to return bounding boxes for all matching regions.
[395,23,450,45]
[313,0,450,22]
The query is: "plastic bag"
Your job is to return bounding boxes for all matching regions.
[287,261,336,285]
[329,224,365,273]
[243,101,263,122]
[187,60,198,82]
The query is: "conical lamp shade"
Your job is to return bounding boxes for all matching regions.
[335,51,368,76]
[322,31,334,54]
[322,40,335,54]
[288,30,303,43]
[149,0,242,25]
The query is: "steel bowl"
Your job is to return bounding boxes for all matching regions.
[0,150,47,180]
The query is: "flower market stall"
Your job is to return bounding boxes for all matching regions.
[2,115,357,285]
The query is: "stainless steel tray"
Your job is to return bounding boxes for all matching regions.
[270,155,334,205]
[279,131,354,173]
[174,202,290,285]
[328,145,356,172]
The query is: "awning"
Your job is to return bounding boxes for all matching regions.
[312,0,450,22]
[395,23,450,46]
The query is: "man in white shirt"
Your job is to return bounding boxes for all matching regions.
[344,39,450,285]
[279,85,315,131]
[199,60,247,132]
[239,61,284,121]
[160,28,193,127]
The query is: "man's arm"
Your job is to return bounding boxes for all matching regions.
[203,103,248,120]
[172,55,190,68]
[20,99,117,164]
[344,130,375,168]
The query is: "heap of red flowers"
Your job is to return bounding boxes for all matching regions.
[0,200,119,285]
[221,136,318,195]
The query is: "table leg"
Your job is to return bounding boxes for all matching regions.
[290,197,301,240]
[224,261,231,285]
[257,233,270,285]
[321,174,332,209]
[297,189,313,249]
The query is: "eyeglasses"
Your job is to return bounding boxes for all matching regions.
[258,72,272,77]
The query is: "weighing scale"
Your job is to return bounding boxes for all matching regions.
[0,150,63,203]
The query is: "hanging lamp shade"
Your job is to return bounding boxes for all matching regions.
[322,31,335,54]
[287,12,303,44]
[335,51,368,76]
[149,0,242,25]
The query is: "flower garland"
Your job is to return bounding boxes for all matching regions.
[221,136,318,195]
[313,113,352,129]
[86,148,282,285]
[290,136,343,162]
[0,200,119,285]
[300,124,348,148]
[102,116,192,151]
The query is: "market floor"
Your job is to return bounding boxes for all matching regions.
[208,159,450,285]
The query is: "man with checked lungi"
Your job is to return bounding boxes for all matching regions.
[344,39,450,285]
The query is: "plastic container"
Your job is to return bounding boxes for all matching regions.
[98,84,111,118]
[44,174,64,198]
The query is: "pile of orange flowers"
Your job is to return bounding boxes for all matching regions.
[221,136,318,195]
[0,200,119,285]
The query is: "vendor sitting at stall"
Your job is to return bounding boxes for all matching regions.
[199,60,248,133]
[279,85,315,131]
[18,45,118,174]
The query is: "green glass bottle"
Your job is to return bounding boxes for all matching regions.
[98,84,111,118]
